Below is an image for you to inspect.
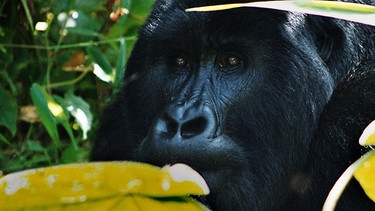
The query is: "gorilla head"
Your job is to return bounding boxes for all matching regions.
[91,0,375,210]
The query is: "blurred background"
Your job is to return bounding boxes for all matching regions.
[0,0,154,173]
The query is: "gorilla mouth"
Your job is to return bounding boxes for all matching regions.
[138,134,247,173]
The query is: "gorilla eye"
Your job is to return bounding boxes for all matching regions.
[175,56,188,67]
[219,54,241,68]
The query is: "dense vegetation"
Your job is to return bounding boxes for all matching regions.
[0,0,154,173]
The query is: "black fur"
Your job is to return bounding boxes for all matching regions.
[91,0,375,210]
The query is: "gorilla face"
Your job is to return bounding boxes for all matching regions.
[91,0,375,210]
[123,5,333,209]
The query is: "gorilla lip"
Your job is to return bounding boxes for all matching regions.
[139,134,248,172]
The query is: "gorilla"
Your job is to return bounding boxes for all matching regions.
[91,0,375,210]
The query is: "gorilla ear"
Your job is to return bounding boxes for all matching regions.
[316,32,334,62]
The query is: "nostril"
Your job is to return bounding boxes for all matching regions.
[181,116,207,139]
[155,115,178,138]
[153,104,216,141]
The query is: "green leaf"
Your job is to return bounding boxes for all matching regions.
[60,143,87,164]
[114,38,126,93]
[62,120,78,149]
[107,0,153,38]
[0,162,210,210]
[0,85,17,136]
[75,0,106,13]
[51,97,78,149]
[186,1,375,27]
[86,46,113,75]
[26,140,45,152]
[127,0,155,20]
[0,71,17,95]
[20,0,34,32]
[53,95,79,149]
[67,28,106,40]
[57,92,93,140]
[0,133,10,145]
[30,84,60,146]
[296,1,375,14]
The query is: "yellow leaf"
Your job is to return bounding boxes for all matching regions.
[354,150,375,202]
[359,120,375,146]
[0,162,210,210]
[323,150,375,210]
[295,1,375,14]
[185,3,244,12]
[186,1,375,27]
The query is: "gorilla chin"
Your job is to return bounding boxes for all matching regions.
[140,134,257,210]
[91,0,375,210]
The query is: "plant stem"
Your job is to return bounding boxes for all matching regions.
[0,37,135,50]
[47,69,91,89]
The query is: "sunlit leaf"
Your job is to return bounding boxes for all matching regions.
[93,63,113,82]
[323,119,375,209]
[0,162,210,210]
[31,84,77,147]
[186,1,375,26]
[359,120,375,146]
[56,92,93,140]
[30,85,77,148]
[86,46,114,81]
[354,150,375,202]
[47,101,64,119]
[323,150,375,211]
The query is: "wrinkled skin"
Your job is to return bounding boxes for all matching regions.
[91,0,375,210]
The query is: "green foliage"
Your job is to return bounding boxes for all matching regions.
[0,85,18,137]
[0,0,154,173]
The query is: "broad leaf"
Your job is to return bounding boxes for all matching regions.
[56,92,93,140]
[0,162,210,210]
[354,121,375,202]
[359,120,375,145]
[323,120,375,210]
[186,1,375,27]
[86,46,114,82]
[26,140,46,152]
[354,150,375,203]
[30,84,60,145]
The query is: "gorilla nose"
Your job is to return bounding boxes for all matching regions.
[153,103,216,140]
